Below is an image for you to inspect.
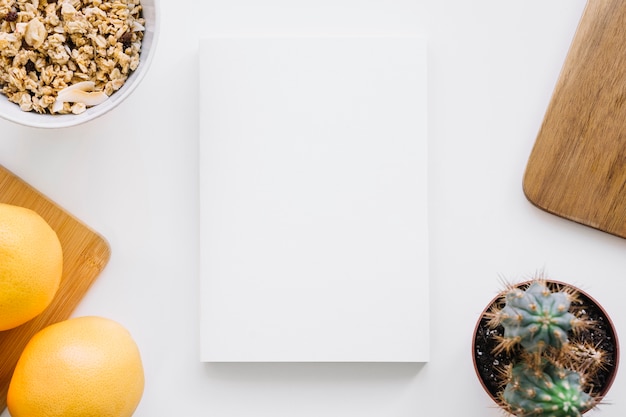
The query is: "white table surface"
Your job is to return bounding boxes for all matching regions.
[2,1,625,416]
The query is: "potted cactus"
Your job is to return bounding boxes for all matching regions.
[472,278,619,417]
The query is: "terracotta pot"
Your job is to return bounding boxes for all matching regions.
[472,280,619,412]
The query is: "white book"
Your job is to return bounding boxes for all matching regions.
[199,36,429,362]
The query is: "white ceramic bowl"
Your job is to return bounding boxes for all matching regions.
[0,0,159,129]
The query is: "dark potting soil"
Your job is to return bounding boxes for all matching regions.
[472,281,619,401]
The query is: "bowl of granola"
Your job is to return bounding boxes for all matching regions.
[0,0,158,129]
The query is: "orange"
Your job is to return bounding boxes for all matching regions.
[0,203,62,330]
[7,316,145,417]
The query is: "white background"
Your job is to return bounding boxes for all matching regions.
[2,0,626,416]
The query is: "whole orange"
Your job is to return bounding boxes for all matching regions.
[0,203,63,330]
[7,316,145,417]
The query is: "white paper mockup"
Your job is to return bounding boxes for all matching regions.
[199,36,429,362]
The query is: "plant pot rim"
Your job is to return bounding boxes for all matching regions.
[472,279,620,412]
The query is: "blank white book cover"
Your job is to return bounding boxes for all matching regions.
[199,36,429,362]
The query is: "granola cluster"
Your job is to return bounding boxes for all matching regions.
[0,0,144,114]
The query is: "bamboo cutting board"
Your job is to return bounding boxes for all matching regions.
[523,0,626,238]
[0,165,110,412]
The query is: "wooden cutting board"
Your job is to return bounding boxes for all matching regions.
[0,165,110,411]
[523,0,626,238]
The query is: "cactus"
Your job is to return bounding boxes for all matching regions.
[484,279,605,417]
[502,360,594,417]
[494,281,581,353]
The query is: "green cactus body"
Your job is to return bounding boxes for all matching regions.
[499,282,576,352]
[503,361,594,417]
